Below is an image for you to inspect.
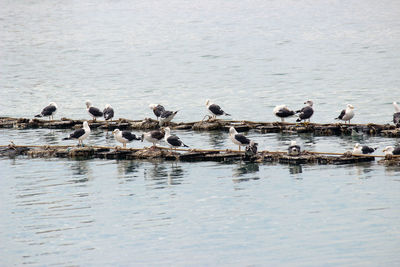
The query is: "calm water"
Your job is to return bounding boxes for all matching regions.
[1,0,400,266]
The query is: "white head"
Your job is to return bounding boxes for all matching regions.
[205,99,211,106]
[347,104,354,109]
[290,140,297,146]
[354,143,361,149]
[112,129,120,135]
[85,100,92,108]
[149,103,158,110]
[164,127,171,136]
[383,146,394,155]
[105,104,112,109]
[394,102,400,112]
[83,121,89,128]
[304,100,313,106]
[49,102,58,107]
[229,127,237,135]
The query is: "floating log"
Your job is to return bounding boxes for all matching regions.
[1,116,399,137]
[1,144,395,166]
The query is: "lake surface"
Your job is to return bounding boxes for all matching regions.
[1,0,400,266]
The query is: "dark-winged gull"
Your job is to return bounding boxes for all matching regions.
[159,110,179,126]
[245,140,258,156]
[62,121,91,146]
[273,105,295,122]
[141,129,165,147]
[103,104,114,122]
[205,99,231,119]
[288,140,301,156]
[393,102,400,127]
[296,100,314,123]
[229,126,250,151]
[112,129,141,148]
[164,127,188,151]
[149,104,165,121]
[35,102,58,120]
[383,146,400,156]
[86,100,103,121]
[335,104,355,124]
[352,143,377,155]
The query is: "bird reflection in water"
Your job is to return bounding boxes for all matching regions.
[288,164,302,175]
[116,160,141,181]
[207,131,228,149]
[69,160,92,183]
[144,162,184,188]
[232,162,260,183]
[41,130,58,144]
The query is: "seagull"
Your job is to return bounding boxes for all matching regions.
[141,129,165,147]
[86,100,103,122]
[245,140,258,156]
[229,127,250,151]
[164,127,188,151]
[383,146,400,156]
[296,100,314,123]
[103,104,114,122]
[35,102,58,120]
[335,104,355,124]
[352,143,377,155]
[112,129,141,148]
[159,110,179,126]
[205,99,231,120]
[273,105,295,122]
[288,140,301,156]
[149,104,165,121]
[393,102,400,127]
[62,121,91,146]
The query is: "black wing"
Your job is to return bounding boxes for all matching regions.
[69,128,85,139]
[89,107,103,117]
[299,106,314,120]
[393,112,400,126]
[361,146,375,154]
[41,105,57,116]
[234,134,250,145]
[103,107,114,120]
[161,110,174,118]
[276,108,295,118]
[122,131,140,141]
[208,104,224,116]
[154,105,165,117]
[392,147,400,155]
[336,109,345,120]
[150,130,165,140]
[167,135,182,146]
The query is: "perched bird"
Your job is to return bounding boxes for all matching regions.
[141,129,165,147]
[383,146,400,156]
[296,100,314,123]
[229,127,250,151]
[112,129,141,148]
[62,121,91,146]
[149,104,165,121]
[245,140,258,156]
[335,104,355,124]
[159,110,179,126]
[393,102,400,127]
[288,140,301,156]
[35,102,58,120]
[352,143,377,155]
[103,104,114,122]
[273,105,295,122]
[205,99,231,119]
[164,127,188,151]
[86,100,103,121]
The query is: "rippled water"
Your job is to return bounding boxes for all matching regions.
[1,0,400,266]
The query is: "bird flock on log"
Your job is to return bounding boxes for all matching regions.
[30,100,400,155]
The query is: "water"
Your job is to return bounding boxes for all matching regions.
[1,0,400,265]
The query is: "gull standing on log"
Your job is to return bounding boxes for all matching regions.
[352,143,377,155]
[103,104,114,122]
[288,140,301,156]
[35,102,58,120]
[393,102,400,127]
[296,100,314,123]
[273,105,295,122]
[141,129,165,147]
[383,146,400,156]
[112,129,141,148]
[86,100,103,122]
[62,121,91,146]
[159,109,179,126]
[335,104,355,124]
[205,99,231,120]
[229,127,250,151]
[149,104,165,121]
[164,127,188,151]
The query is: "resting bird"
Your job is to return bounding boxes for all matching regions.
[352,143,377,155]
[335,104,355,124]
[112,129,141,148]
[245,140,258,156]
[103,104,114,122]
[35,102,58,120]
[383,146,400,156]
[229,127,250,151]
[164,127,188,151]
[149,104,165,121]
[288,140,301,156]
[205,99,231,120]
[141,129,165,147]
[273,105,295,122]
[159,110,179,126]
[393,102,400,128]
[296,100,314,123]
[62,121,91,146]
[86,100,103,121]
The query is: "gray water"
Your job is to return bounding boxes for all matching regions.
[1,0,400,266]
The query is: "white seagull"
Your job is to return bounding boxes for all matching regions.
[383,146,400,156]
[229,127,250,151]
[35,102,58,120]
[352,143,377,155]
[62,121,91,146]
[335,104,355,124]
[141,129,165,147]
[86,100,103,122]
[149,104,165,121]
[103,104,114,122]
[205,99,231,120]
[159,109,179,126]
[296,100,314,123]
[164,127,188,151]
[273,105,295,122]
[288,140,301,156]
[112,129,141,148]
